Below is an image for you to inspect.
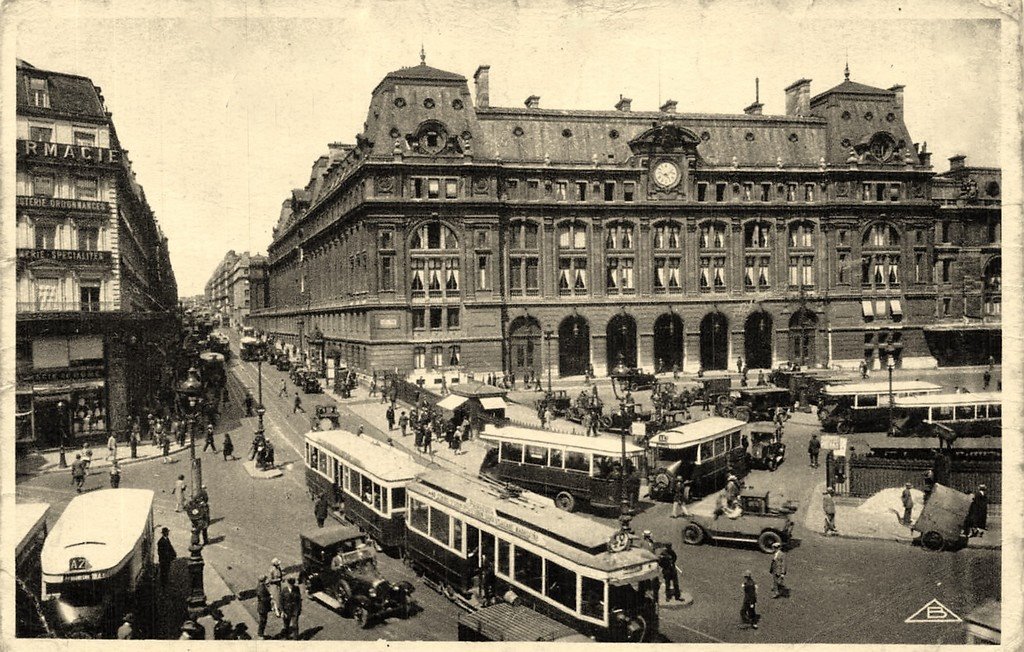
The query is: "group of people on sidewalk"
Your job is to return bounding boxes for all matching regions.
[254,561,303,639]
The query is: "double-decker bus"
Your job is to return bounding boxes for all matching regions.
[818,381,943,433]
[478,425,644,513]
[304,430,424,552]
[405,470,661,642]
[41,489,155,638]
[892,391,1002,439]
[645,417,748,500]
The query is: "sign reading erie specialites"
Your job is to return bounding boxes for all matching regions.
[18,139,121,165]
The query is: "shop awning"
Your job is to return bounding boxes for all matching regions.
[861,300,874,318]
[479,397,507,411]
[436,395,468,411]
[890,299,903,317]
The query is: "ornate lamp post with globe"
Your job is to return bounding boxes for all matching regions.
[175,367,207,619]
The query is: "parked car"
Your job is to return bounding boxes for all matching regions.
[610,367,658,392]
[312,405,341,431]
[682,489,796,553]
[299,524,416,627]
[746,423,786,471]
[537,390,571,418]
[273,353,291,371]
[300,371,323,394]
[724,387,793,422]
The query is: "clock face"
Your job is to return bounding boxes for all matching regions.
[653,160,680,188]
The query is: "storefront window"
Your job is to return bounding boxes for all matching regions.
[70,389,106,434]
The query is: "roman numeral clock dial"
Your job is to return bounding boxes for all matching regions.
[652,160,680,189]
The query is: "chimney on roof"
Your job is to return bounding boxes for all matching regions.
[525,95,541,109]
[744,77,763,115]
[659,99,677,113]
[474,65,490,108]
[784,78,812,117]
[615,96,632,112]
[949,154,967,171]
[888,84,904,113]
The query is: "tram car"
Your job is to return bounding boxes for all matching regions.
[891,392,1002,439]
[405,470,661,642]
[304,430,424,553]
[41,489,156,638]
[818,381,943,433]
[479,424,644,513]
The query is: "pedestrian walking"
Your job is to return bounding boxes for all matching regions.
[71,454,87,493]
[424,428,433,456]
[386,405,395,431]
[293,392,305,414]
[173,475,187,512]
[967,484,988,537]
[279,379,287,398]
[203,424,218,452]
[116,613,134,639]
[901,483,914,526]
[808,433,821,468]
[982,368,992,390]
[538,407,547,430]
[822,487,838,535]
[255,575,273,639]
[160,432,171,463]
[107,433,118,461]
[109,460,121,488]
[399,411,409,437]
[130,422,140,458]
[369,379,378,397]
[769,543,788,598]
[314,493,330,528]
[222,432,235,461]
[659,544,682,601]
[157,527,176,586]
[672,477,691,518]
[740,571,759,629]
[860,358,869,379]
[269,559,284,617]
[281,576,302,639]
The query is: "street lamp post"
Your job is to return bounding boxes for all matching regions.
[618,394,633,534]
[56,400,68,468]
[886,343,896,435]
[544,329,554,394]
[176,368,207,619]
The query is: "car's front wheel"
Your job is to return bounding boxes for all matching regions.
[353,604,370,628]
[555,491,576,512]
[757,530,783,554]
[683,524,705,545]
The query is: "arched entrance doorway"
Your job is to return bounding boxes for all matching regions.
[653,313,684,373]
[558,316,590,377]
[744,311,773,369]
[699,312,729,371]
[607,314,638,372]
[788,309,817,366]
[508,316,542,378]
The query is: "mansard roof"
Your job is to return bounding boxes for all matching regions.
[811,79,893,104]
[15,60,108,120]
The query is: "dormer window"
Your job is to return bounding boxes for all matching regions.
[868,132,897,163]
[416,121,449,155]
[28,77,49,108]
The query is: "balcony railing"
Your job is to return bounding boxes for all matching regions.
[18,301,120,313]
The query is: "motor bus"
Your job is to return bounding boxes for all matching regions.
[405,469,661,642]
[16,503,50,637]
[304,429,424,552]
[892,391,1002,439]
[239,336,262,361]
[40,489,155,638]
[478,425,644,513]
[817,381,944,433]
[644,417,748,501]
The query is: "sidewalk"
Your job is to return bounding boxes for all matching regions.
[15,442,189,477]
[801,482,1001,549]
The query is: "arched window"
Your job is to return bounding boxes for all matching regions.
[788,220,815,248]
[861,222,901,290]
[557,221,588,250]
[699,221,727,249]
[698,221,727,292]
[863,223,900,248]
[743,220,771,249]
[409,221,460,299]
[605,221,635,250]
[605,221,635,295]
[509,220,540,296]
[653,221,683,293]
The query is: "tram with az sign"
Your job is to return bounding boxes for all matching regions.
[304,429,424,553]
[478,424,644,513]
[405,470,661,642]
[40,489,156,638]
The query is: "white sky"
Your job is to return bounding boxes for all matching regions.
[6,0,1006,296]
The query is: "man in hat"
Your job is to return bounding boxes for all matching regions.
[255,574,273,639]
[70,454,87,493]
[725,474,741,507]
[808,433,821,468]
[157,527,176,586]
[314,492,330,528]
[659,543,681,601]
[741,571,759,629]
[967,484,988,537]
[269,559,284,617]
[109,459,122,488]
[822,487,838,535]
[281,576,302,639]
[769,542,787,598]
[641,530,657,553]
[901,483,915,526]
[203,424,218,453]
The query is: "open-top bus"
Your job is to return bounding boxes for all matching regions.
[305,430,424,552]
[645,417,748,501]
[478,424,644,513]
[817,380,944,433]
[892,391,1002,439]
[41,489,155,638]
[405,469,661,642]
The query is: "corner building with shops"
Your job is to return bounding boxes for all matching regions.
[14,60,179,448]
[252,61,1001,379]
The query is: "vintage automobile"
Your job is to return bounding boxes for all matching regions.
[290,365,308,385]
[769,367,853,407]
[299,524,416,627]
[723,387,793,422]
[273,353,291,371]
[610,367,658,392]
[300,370,323,394]
[746,423,786,471]
[537,390,572,418]
[682,489,796,553]
[312,405,341,431]
[697,377,733,408]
